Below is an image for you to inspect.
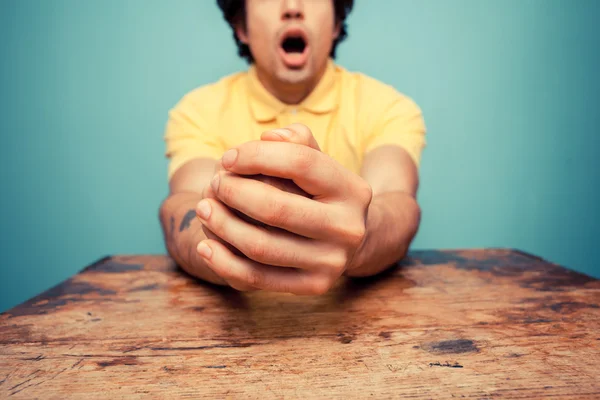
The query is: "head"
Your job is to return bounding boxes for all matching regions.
[217,0,353,100]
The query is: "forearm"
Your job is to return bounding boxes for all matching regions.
[346,191,421,277]
[159,192,226,285]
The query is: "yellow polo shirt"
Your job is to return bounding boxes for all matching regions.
[164,59,426,179]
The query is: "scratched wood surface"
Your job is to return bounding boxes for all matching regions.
[1,249,599,399]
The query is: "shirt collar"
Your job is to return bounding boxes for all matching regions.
[247,59,338,122]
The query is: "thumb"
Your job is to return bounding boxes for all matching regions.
[260,123,321,151]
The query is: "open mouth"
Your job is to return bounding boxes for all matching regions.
[281,36,307,54]
[278,29,309,68]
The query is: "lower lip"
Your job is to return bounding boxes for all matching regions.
[278,46,310,68]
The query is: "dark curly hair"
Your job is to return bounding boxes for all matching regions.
[217,0,354,64]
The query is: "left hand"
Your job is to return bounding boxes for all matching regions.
[195,124,373,295]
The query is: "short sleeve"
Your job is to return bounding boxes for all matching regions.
[363,91,427,168]
[164,90,225,179]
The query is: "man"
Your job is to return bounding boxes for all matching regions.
[159,0,426,295]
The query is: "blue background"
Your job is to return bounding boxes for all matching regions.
[1,0,599,312]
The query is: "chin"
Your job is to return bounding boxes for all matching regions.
[276,66,313,85]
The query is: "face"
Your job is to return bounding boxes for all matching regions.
[236,0,340,92]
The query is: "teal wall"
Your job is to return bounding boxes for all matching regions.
[1,0,599,312]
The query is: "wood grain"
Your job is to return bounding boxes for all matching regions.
[1,249,599,399]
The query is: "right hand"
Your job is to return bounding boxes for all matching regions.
[197,125,320,291]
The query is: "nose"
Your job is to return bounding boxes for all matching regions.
[281,0,304,20]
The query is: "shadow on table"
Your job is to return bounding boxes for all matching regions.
[195,262,415,341]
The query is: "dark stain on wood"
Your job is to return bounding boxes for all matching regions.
[523,317,553,324]
[519,266,597,292]
[129,284,161,292]
[120,345,145,353]
[7,280,117,318]
[406,250,597,293]
[44,280,115,298]
[0,323,34,344]
[2,250,599,398]
[406,250,537,271]
[503,310,555,325]
[549,302,600,313]
[402,250,553,283]
[519,297,545,304]
[7,297,94,317]
[429,361,463,368]
[80,256,111,272]
[425,339,479,354]
[96,357,139,367]
[379,331,392,339]
[337,333,356,344]
[83,258,144,273]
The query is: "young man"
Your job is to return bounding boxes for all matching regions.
[159,0,426,295]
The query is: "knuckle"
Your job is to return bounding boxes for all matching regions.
[317,205,336,233]
[329,210,366,247]
[290,123,312,138]
[243,234,292,266]
[208,209,229,239]
[265,198,291,227]
[292,146,316,172]
[245,268,266,288]
[214,160,224,173]
[343,221,366,247]
[245,238,268,262]
[237,142,261,166]
[359,182,374,205]
[207,203,223,229]
[279,282,293,294]
[216,264,236,282]
[249,141,264,160]
[218,177,235,203]
[284,249,300,267]
[324,250,348,274]
[203,184,215,200]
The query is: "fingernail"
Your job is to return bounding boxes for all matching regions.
[221,149,238,168]
[197,241,213,259]
[272,129,292,139]
[211,173,220,193]
[196,200,211,220]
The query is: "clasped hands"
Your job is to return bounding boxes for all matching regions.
[195,124,373,295]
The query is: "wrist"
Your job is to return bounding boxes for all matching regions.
[162,192,228,286]
[346,198,382,276]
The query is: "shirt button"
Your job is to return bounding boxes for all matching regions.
[291,108,298,115]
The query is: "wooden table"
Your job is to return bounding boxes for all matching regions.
[1,249,599,399]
